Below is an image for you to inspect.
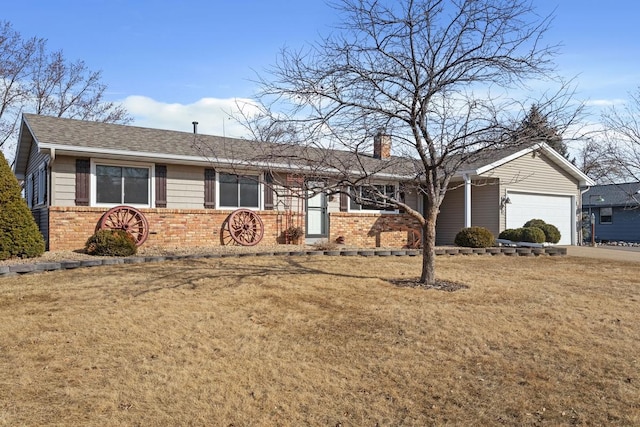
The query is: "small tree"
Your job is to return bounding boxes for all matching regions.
[249,0,577,286]
[600,87,640,183]
[0,151,45,259]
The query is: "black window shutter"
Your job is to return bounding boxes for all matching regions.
[155,165,167,208]
[75,159,90,206]
[264,172,274,210]
[43,161,48,205]
[204,168,216,208]
[340,188,348,212]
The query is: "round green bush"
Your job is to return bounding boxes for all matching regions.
[498,228,523,242]
[85,229,138,257]
[520,226,546,243]
[454,226,495,248]
[539,223,561,244]
[524,218,546,228]
[0,152,45,260]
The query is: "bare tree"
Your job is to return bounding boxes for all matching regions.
[0,21,131,157]
[572,137,621,184]
[244,0,577,285]
[601,88,640,182]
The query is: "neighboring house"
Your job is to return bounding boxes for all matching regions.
[13,113,593,251]
[582,183,640,243]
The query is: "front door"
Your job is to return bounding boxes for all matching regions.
[306,183,328,238]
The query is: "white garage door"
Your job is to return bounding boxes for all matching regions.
[506,192,573,245]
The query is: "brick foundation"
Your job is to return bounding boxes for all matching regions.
[329,212,421,248]
[48,206,303,252]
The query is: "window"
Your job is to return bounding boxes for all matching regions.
[350,184,397,212]
[95,164,150,205]
[600,207,612,224]
[36,163,46,206]
[218,172,260,208]
[25,174,33,208]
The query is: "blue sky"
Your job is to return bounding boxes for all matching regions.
[3,0,640,138]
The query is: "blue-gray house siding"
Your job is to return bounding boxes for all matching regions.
[585,206,640,242]
[582,182,640,243]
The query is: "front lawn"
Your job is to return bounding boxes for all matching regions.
[0,255,638,425]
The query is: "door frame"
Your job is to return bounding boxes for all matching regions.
[305,181,329,238]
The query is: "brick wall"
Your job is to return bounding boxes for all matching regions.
[329,212,421,248]
[48,206,302,252]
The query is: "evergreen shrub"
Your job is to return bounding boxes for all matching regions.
[520,226,546,243]
[0,152,45,260]
[454,226,495,248]
[498,228,523,242]
[85,229,137,257]
[539,223,561,244]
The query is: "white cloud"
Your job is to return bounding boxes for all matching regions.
[121,96,262,138]
[584,99,627,107]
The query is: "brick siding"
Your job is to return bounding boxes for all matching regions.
[329,212,421,248]
[48,207,303,252]
[47,207,420,251]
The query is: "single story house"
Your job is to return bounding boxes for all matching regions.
[13,113,593,251]
[582,182,640,243]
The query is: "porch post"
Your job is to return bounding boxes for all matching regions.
[464,174,471,228]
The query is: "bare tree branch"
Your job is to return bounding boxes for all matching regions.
[239,0,576,285]
[0,20,131,157]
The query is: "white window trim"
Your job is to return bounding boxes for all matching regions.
[348,183,400,214]
[216,170,263,210]
[90,159,155,208]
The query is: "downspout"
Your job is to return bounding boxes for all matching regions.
[464,174,472,228]
[48,147,55,207]
[579,186,590,246]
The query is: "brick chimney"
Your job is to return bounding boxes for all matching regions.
[373,132,391,159]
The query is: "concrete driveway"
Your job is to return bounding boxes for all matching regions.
[562,245,640,262]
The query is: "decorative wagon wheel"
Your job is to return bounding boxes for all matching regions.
[226,209,264,246]
[98,205,149,246]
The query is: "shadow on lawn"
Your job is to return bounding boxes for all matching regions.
[123,256,469,297]
[126,256,385,297]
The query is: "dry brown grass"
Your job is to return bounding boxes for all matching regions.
[0,254,638,426]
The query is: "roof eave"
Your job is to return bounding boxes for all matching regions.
[13,116,36,179]
[458,142,595,187]
[40,143,413,180]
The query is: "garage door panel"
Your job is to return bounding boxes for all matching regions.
[506,193,573,245]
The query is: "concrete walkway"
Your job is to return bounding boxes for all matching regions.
[563,245,640,262]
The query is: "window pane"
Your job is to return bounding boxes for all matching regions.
[123,167,149,204]
[349,187,360,210]
[239,175,259,207]
[351,185,396,211]
[96,165,122,203]
[219,173,239,207]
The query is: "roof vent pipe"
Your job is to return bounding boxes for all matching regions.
[192,121,199,134]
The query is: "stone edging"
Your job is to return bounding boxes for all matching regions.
[0,246,567,277]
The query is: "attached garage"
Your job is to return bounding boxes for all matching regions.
[436,143,593,246]
[505,192,574,245]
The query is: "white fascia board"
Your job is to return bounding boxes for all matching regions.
[536,142,595,187]
[457,142,595,187]
[459,146,535,176]
[39,143,413,181]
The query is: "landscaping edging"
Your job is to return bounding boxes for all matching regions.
[0,246,567,277]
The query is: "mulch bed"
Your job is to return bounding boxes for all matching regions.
[389,278,470,292]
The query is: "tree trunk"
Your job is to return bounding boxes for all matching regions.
[420,206,438,285]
